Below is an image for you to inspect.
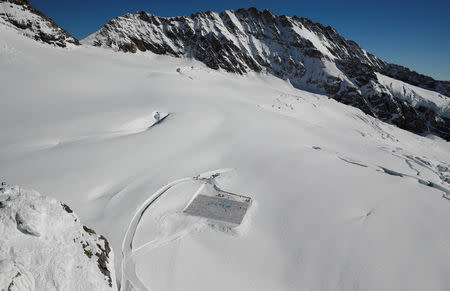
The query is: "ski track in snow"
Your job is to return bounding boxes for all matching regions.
[8,112,170,154]
[120,169,232,291]
[61,112,170,148]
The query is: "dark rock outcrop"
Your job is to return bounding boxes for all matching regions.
[0,0,79,47]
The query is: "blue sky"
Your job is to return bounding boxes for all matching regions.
[32,0,450,80]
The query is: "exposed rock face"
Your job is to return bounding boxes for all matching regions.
[382,63,450,97]
[0,184,116,290]
[83,8,450,140]
[0,0,79,47]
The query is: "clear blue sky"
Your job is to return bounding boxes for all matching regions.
[31,0,450,80]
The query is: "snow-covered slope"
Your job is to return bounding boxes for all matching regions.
[377,73,450,118]
[0,0,79,47]
[1,21,450,291]
[83,8,450,140]
[0,184,116,290]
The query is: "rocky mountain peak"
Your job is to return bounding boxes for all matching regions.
[0,0,79,47]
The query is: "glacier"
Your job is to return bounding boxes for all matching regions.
[1,12,450,291]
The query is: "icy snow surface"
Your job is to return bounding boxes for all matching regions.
[1,23,450,291]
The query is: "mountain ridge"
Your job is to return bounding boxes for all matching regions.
[0,3,448,140]
[0,0,79,47]
[82,8,450,92]
[82,8,449,140]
